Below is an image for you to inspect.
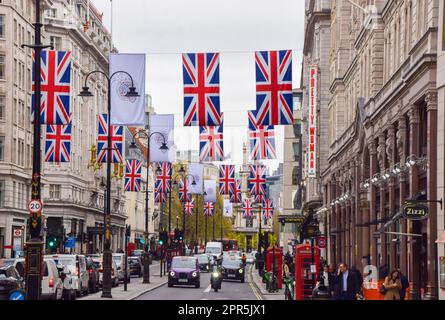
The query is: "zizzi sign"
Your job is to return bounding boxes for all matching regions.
[402,204,429,220]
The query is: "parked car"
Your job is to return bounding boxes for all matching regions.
[0,265,24,300]
[86,257,100,293]
[168,256,200,288]
[8,258,63,300]
[128,256,143,277]
[196,254,210,272]
[49,254,89,297]
[131,250,152,264]
[92,257,119,287]
[221,256,245,283]
[112,253,125,283]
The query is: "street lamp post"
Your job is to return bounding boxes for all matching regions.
[79,69,139,298]
[129,131,168,284]
[195,195,199,254]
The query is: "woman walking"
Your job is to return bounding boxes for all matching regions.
[383,270,402,300]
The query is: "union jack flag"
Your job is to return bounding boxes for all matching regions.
[254,194,265,204]
[183,53,222,126]
[219,165,235,195]
[248,165,267,197]
[230,179,242,204]
[204,202,214,217]
[97,114,124,163]
[32,51,72,124]
[124,160,142,192]
[179,178,192,202]
[242,198,254,218]
[263,198,274,220]
[248,110,277,160]
[185,200,195,217]
[155,162,172,195]
[155,187,166,203]
[255,50,293,126]
[199,116,224,162]
[44,124,71,162]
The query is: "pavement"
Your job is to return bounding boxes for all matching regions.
[249,264,284,300]
[79,261,168,300]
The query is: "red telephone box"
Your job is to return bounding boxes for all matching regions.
[265,247,283,289]
[294,244,320,300]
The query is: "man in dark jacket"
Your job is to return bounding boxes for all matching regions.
[398,270,409,300]
[336,263,360,300]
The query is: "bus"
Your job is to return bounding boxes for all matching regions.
[222,239,238,251]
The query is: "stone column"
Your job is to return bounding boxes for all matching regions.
[424,92,438,300]
[387,125,397,270]
[408,107,420,300]
[369,140,378,268]
[378,132,388,267]
[397,114,408,275]
[355,158,364,269]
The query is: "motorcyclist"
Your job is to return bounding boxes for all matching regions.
[241,253,247,266]
[210,256,223,292]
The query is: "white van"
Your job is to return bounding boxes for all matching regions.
[205,242,223,263]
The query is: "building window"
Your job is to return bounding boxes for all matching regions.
[0,15,5,38]
[0,180,4,207]
[292,166,299,185]
[0,95,4,120]
[0,54,5,80]
[293,95,301,111]
[49,184,61,199]
[443,2,445,51]
[0,136,4,161]
[292,143,300,162]
[50,36,62,51]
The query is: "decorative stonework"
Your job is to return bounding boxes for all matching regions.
[408,107,419,124]
[386,126,395,165]
[425,91,438,111]
[397,116,406,161]
[377,133,386,171]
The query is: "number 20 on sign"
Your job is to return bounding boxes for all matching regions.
[28,200,42,214]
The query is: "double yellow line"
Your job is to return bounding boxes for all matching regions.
[248,266,263,300]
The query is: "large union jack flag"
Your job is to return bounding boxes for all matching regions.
[155,187,166,203]
[199,116,224,162]
[32,51,71,124]
[230,179,242,204]
[262,198,274,220]
[242,198,254,218]
[248,165,267,197]
[185,200,195,217]
[155,162,172,194]
[124,160,142,192]
[204,202,214,217]
[219,165,235,195]
[179,178,192,202]
[97,114,124,163]
[255,50,293,126]
[45,124,71,162]
[183,53,222,126]
[248,110,277,160]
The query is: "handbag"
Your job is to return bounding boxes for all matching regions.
[379,284,387,295]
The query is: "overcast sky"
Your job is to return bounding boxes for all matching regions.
[92,0,305,171]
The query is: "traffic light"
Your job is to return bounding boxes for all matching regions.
[174,228,179,242]
[178,230,184,241]
[47,235,58,249]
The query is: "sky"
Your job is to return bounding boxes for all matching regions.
[91,0,305,172]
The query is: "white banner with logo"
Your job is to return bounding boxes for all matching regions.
[223,199,233,217]
[109,53,146,125]
[188,164,203,194]
[149,114,175,163]
[204,180,217,203]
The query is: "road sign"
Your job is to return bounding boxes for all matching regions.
[316,236,327,249]
[28,200,42,213]
[9,290,26,300]
[13,229,22,237]
[65,237,76,249]
[402,204,429,220]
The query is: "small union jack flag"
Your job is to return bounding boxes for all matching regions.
[230,179,242,204]
[183,53,222,126]
[155,162,172,194]
[185,200,195,217]
[255,50,293,125]
[179,178,192,202]
[32,51,72,124]
[155,187,166,203]
[242,198,254,218]
[124,160,142,192]
[204,202,214,217]
[248,110,277,160]
[262,198,274,220]
[219,165,235,195]
[248,165,267,197]
[44,124,71,162]
[254,194,265,204]
[97,114,124,163]
[199,116,224,162]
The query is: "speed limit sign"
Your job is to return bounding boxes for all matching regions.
[28,200,42,213]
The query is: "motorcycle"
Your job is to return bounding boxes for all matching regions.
[210,266,222,292]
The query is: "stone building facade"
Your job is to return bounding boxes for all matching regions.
[321,0,440,300]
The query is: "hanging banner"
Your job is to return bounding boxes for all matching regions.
[308,66,318,178]
[109,53,145,125]
[188,164,204,194]
[204,180,217,203]
[149,114,175,163]
[223,199,233,217]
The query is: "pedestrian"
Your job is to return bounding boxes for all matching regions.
[241,253,247,266]
[382,270,402,300]
[282,260,291,279]
[397,269,409,300]
[335,263,360,300]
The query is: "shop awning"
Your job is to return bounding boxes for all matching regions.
[435,230,445,244]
